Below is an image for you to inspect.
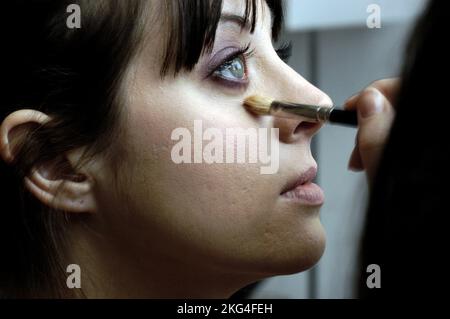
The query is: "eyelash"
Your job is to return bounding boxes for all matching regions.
[220,43,254,75]
[210,41,293,88]
[218,41,292,71]
[275,41,293,62]
[209,43,254,87]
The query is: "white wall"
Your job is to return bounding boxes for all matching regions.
[286,0,426,31]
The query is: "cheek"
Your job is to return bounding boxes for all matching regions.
[123,92,275,243]
[115,82,325,274]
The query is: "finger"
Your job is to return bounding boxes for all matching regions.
[356,87,395,128]
[344,77,400,110]
[355,88,395,182]
[348,145,364,171]
[369,78,400,105]
[344,93,360,110]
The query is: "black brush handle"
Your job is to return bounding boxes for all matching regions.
[328,108,358,127]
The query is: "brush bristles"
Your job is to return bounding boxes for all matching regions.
[243,95,274,115]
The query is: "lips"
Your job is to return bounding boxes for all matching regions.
[280,166,325,205]
[281,167,318,194]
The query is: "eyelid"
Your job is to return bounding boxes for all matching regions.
[205,43,253,79]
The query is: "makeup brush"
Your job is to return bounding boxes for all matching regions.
[243,95,358,127]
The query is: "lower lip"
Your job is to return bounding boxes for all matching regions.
[281,182,325,205]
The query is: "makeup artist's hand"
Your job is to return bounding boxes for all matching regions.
[344,78,400,185]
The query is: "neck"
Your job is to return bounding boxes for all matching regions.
[66,222,257,298]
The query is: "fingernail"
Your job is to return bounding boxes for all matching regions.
[344,94,358,105]
[348,165,363,172]
[360,89,384,118]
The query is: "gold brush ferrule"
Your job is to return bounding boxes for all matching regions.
[270,101,335,123]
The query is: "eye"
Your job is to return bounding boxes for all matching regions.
[213,55,246,81]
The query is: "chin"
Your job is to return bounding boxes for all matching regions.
[256,223,327,276]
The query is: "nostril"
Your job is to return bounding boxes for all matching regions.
[294,121,321,134]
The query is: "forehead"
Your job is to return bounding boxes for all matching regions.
[220,0,272,32]
[222,0,247,14]
[134,0,274,78]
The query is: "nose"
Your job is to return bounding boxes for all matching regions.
[269,61,333,144]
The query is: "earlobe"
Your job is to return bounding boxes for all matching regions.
[24,168,97,213]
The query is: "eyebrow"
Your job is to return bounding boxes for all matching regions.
[220,13,251,31]
[220,10,275,34]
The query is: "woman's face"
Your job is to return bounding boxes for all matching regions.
[95,0,332,280]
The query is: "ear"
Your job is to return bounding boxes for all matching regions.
[1,109,50,163]
[1,109,98,214]
[24,163,98,214]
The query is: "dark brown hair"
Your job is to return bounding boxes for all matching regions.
[0,0,283,298]
[359,0,448,298]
